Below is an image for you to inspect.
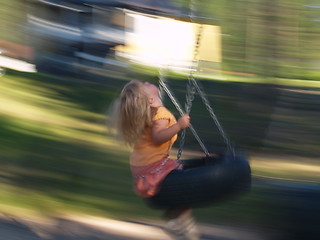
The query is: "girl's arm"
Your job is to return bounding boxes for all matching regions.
[152,115,190,145]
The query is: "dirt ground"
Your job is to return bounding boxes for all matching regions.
[0,213,276,240]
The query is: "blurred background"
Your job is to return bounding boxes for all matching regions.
[0,0,319,239]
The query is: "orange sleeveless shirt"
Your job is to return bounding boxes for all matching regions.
[130,106,178,166]
[130,106,180,197]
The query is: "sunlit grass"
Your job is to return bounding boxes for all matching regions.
[251,156,320,183]
[1,74,99,127]
[0,73,125,150]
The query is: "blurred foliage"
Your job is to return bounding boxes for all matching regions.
[178,0,320,79]
[0,0,27,44]
[1,0,319,79]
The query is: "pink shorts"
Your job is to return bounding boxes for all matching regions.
[131,158,181,198]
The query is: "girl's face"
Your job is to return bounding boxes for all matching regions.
[143,82,162,106]
[143,82,159,99]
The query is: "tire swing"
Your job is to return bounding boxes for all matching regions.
[150,18,251,209]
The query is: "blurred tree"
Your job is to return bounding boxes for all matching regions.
[1,0,318,79]
[0,0,27,44]
[183,0,319,79]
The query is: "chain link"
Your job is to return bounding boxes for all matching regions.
[157,0,234,159]
[158,73,209,159]
[177,22,205,158]
[182,0,235,157]
[190,78,235,156]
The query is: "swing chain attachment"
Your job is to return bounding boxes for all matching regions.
[158,0,235,159]
[158,73,210,160]
[177,0,205,160]
[176,23,204,160]
[184,0,235,156]
[185,24,203,115]
[190,78,235,157]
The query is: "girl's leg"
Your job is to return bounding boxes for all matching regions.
[148,153,250,240]
[148,160,212,240]
[156,157,211,240]
[163,207,200,240]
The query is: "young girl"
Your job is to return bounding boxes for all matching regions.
[110,80,250,240]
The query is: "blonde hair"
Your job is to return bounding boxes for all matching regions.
[110,80,152,146]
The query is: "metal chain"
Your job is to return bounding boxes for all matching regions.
[182,0,235,157]
[189,0,197,23]
[177,23,205,159]
[158,73,209,159]
[158,0,211,160]
[185,25,203,114]
[184,0,202,115]
[190,78,235,156]
[175,0,205,159]
[157,0,234,159]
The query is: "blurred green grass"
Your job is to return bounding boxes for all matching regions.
[0,70,152,219]
[0,69,319,226]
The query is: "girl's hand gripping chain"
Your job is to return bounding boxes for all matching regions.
[177,114,190,130]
